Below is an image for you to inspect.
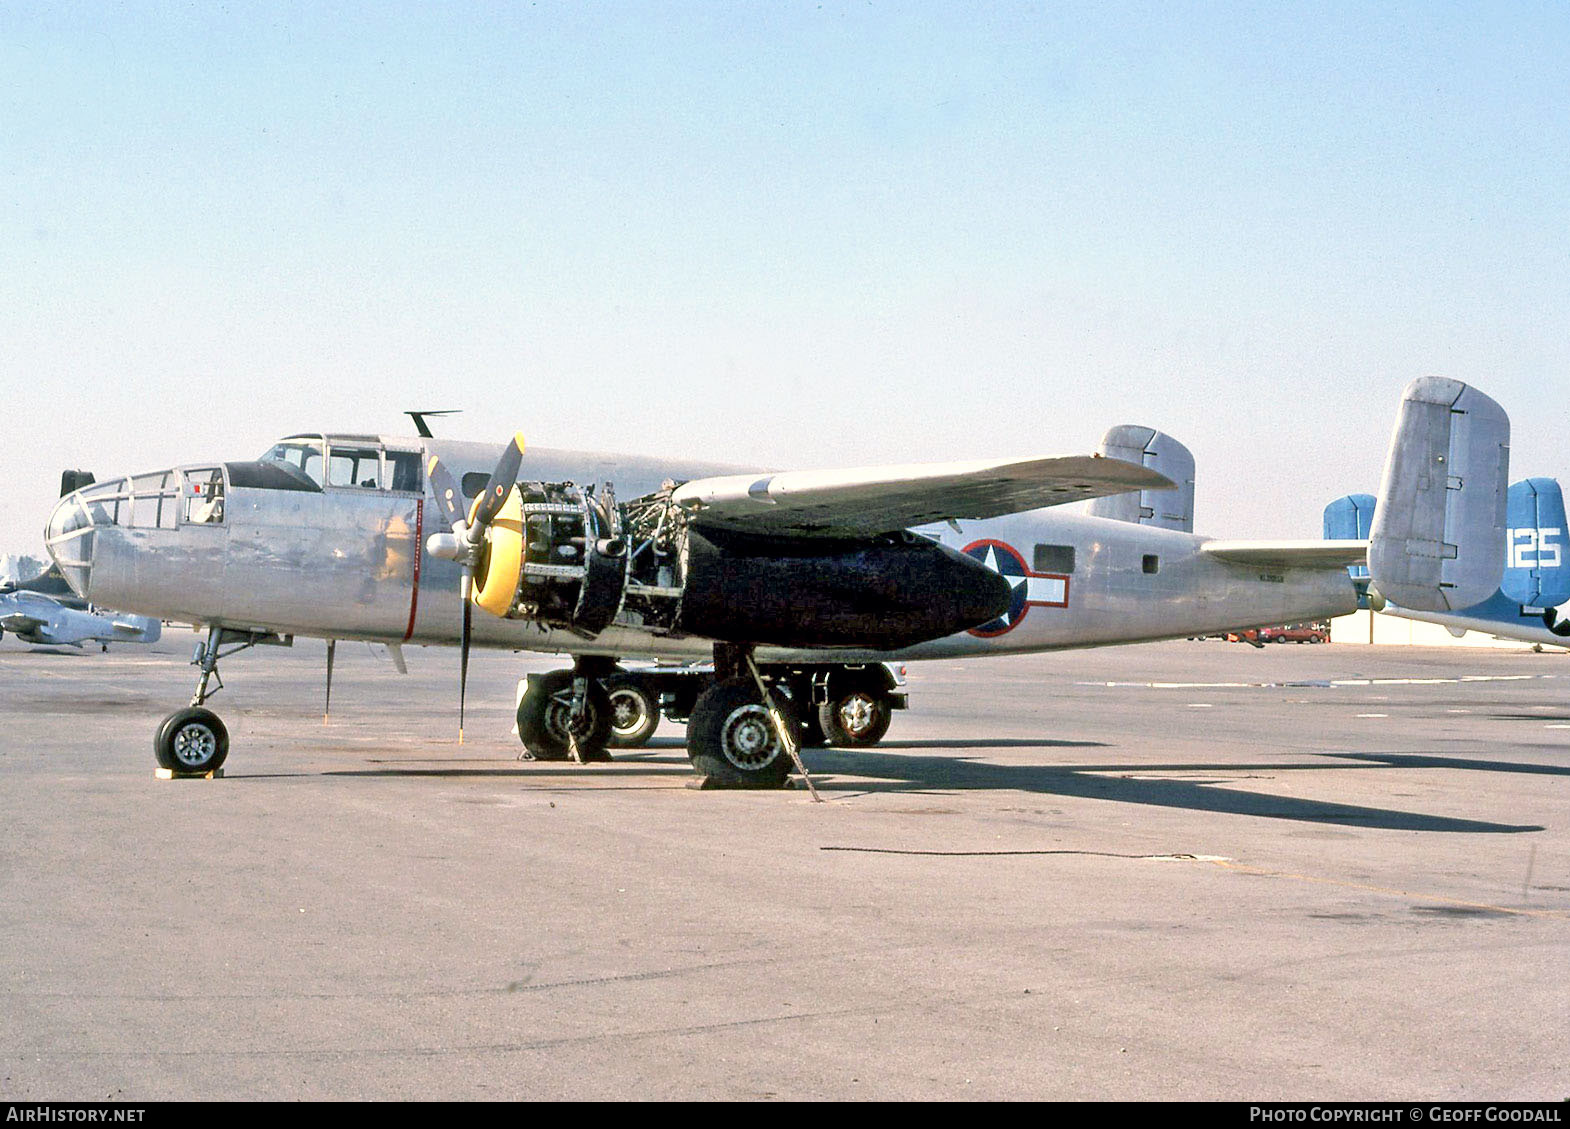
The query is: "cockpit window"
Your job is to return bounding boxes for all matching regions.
[261,441,325,487]
[328,447,382,489]
[386,451,421,493]
[260,438,422,493]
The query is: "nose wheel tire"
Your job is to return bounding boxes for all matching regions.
[517,670,614,761]
[606,683,660,748]
[154,707,229,773]
[818,690,892,747]
[686,678,796,788]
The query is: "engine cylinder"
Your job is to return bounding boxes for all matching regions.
[470,483,627,635]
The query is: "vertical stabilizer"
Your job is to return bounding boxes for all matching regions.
[1368,378,1509,612]
[1086,425,1196,532]
[1502,477,1570,607]
[1322,493,1377,579]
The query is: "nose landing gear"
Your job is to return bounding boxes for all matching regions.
[153,626,289,776]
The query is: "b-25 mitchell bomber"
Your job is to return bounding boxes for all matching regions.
[43,377,1509,786]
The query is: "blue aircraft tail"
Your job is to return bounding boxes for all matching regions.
[1322,493,1376,580]
[1324,476,1568,620]
[1501,478,1570,608]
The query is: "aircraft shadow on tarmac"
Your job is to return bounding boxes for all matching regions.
[794,749,1544,833]
[320,741,1547,833]
[1320,751,1570,778]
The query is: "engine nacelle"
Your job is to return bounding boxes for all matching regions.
[467,481,1012,649]
[674,527,1012,650]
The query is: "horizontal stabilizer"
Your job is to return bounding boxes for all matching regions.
[1502,477,1570,607]
[1201,540,1368,568]
[110,618,160,641]
[1368,377,1509,612]
[673,455,1174,538]
[1085,425,1196,532]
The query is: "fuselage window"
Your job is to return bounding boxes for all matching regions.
[182,469,225,525]
[1034,544,1075,573]
[1143,554,1160,575]
[461,472,489,500]
[328,447,382,489]
[129,471,177,529]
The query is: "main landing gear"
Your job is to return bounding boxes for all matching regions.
[515,645,823,791]
[684,667,799,789]
[153,626,288,775]
[515,658,616,762]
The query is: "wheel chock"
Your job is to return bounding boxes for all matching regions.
[154,767,224,780]
[686,773,794,790]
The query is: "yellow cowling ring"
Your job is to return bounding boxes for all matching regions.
[471,486,524,618]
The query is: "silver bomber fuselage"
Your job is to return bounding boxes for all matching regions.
[47,436,1359,664]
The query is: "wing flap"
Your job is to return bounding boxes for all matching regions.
[672,455,1173,537]
[1201,539,1369,568]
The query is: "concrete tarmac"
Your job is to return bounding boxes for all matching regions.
[0,632,1565,1100]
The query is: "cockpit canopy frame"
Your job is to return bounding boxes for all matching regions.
[260,434,422,495]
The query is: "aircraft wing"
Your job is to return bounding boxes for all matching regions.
[0,612,48,635]
[671,455,1174,538]
[1200,540,1369,568]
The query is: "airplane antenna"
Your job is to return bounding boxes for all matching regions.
[406,410,460,438]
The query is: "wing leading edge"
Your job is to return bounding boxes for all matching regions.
[1200,540,1369,568]
[671,455,1175,538]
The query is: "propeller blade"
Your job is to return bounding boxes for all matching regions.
[428,433,524,742]
[468,432,526,537]
[425,454,469,534]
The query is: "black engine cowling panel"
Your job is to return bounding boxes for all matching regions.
[674,527,1011,649]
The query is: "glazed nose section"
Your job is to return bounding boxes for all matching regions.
[45,477,128,600]
[45,489,100,599]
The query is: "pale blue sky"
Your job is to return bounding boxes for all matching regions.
[4,2,1567,554]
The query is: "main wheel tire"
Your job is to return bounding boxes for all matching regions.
[606,682,660,748]
[686,678,796,788]
[517,671,614,761]
[154,707,229,773]
[818,689,892,747]
[798,707,829,749]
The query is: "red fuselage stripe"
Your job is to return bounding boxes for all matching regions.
[404,499,423,641]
